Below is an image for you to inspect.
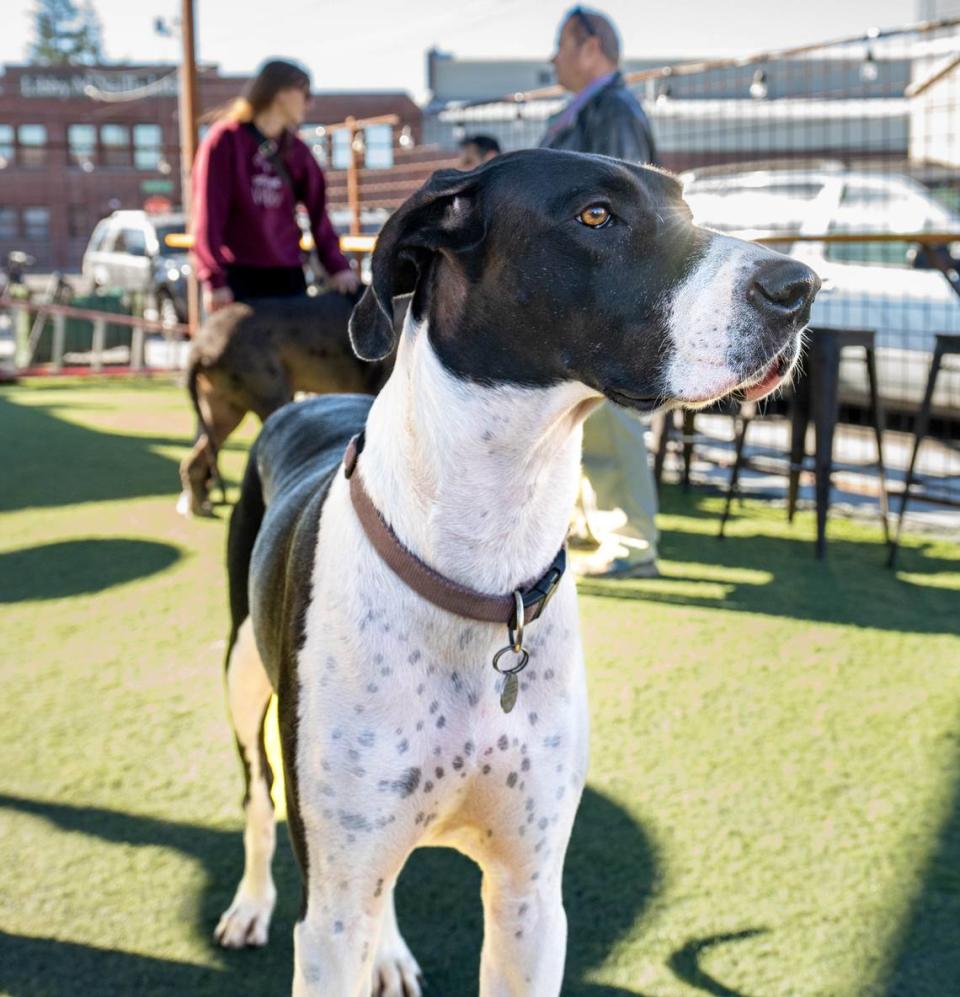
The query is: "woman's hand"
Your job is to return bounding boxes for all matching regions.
[204,286,235,314]
[328,268,360,295]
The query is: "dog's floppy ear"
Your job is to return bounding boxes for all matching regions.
[348,168,484,361]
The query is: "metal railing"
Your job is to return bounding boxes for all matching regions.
[2,297,190,373]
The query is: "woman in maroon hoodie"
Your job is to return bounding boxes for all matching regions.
[191,59,359,314]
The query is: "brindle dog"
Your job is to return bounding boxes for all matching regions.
[178,291,392,516]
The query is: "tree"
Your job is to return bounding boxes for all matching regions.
[28,0,104,65]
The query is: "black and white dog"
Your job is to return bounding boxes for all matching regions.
[216,149,818,995]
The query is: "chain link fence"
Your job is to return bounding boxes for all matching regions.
[317,17,960,520]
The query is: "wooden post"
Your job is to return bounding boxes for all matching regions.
[346,116,362,236]
[51,312,65,372]
[131,324,146,371]
[179,0,201,335]
[91,317,106,372]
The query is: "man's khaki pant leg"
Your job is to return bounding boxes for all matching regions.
[580,401,659,562]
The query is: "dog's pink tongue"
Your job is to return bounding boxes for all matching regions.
[743,361,783,401]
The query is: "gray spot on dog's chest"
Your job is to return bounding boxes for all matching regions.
[378,766,421,798]
[339,811,371,832]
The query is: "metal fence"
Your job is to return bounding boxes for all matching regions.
[323,17,960,511]
[10,19,956,519]
[0,297,190,374]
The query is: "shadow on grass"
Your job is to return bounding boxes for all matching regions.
[0,787,658,996]
[578,490,959,637]
[0,539,181,603]
[880,733,960,997]
[668,929,768,997]
[0,394,183,513]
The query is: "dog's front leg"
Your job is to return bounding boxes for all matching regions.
[478,859,569,997]
[291,868,422,997]
[292,878,389,997]
[371,888,423,996]
[289,799,418,997]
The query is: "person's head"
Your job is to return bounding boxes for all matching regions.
[229,59,312,128]
[551,6,621,93]
[457,135,501,171]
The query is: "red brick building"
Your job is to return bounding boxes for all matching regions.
[0,62,422,270]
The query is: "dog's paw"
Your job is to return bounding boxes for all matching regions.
[214,885,276,949]
[371,951,423,997]
[371,945,423,997]
[176,489,216,519]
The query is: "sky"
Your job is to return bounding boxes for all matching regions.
[7,0,924,103]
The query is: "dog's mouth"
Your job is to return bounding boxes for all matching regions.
[604,387,663,413]
[734,344,798,403]
[606,337,800,413]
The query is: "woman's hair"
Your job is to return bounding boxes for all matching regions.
[223,59,311,123]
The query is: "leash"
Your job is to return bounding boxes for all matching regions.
[343,432,566,713]
[244,122,324,277]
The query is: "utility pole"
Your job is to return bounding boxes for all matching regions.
[178,0,200,334]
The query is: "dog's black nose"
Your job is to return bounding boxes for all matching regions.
[750,260,821,321]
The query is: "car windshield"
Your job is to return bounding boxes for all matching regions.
[832,181,956,231]
[87,222,110,252]
[683,177,825,233]
[824,178,960,266]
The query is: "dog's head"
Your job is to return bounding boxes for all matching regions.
[349,149,819,410]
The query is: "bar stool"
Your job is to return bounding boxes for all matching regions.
[654,409,697,491]
[654,399,741,492]
[719,327,890,559]
[888,333,960,568]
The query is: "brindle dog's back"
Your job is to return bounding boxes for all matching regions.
[178,292,392,517]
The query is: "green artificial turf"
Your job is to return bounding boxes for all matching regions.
[1,377,958,996]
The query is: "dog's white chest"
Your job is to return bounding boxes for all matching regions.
[291,486,589,858]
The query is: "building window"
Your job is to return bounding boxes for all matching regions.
[23,207,51,241]
[133,123,163,170]
[331,130,351,170]
[0,207,17,239]
[0,125,13,168]
[300,123,328,165]
[68,124,97,169]
[364,124,393,169]
[86,220,110,252]
[100,124,131,167]
[18,124,47,167]
[68,204,87,239]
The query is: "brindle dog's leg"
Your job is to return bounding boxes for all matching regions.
[178,377,245,516]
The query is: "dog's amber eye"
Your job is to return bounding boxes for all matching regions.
[577,205,612,228]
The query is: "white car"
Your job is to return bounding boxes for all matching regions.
[82,210,190,325]
[681,165,960,416]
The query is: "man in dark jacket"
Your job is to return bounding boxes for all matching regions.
[541,6,660,578]
[541,8,656,163]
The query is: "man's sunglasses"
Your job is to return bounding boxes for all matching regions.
[569,5,597,38]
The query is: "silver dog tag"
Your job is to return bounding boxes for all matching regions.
[500,672,519,713]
